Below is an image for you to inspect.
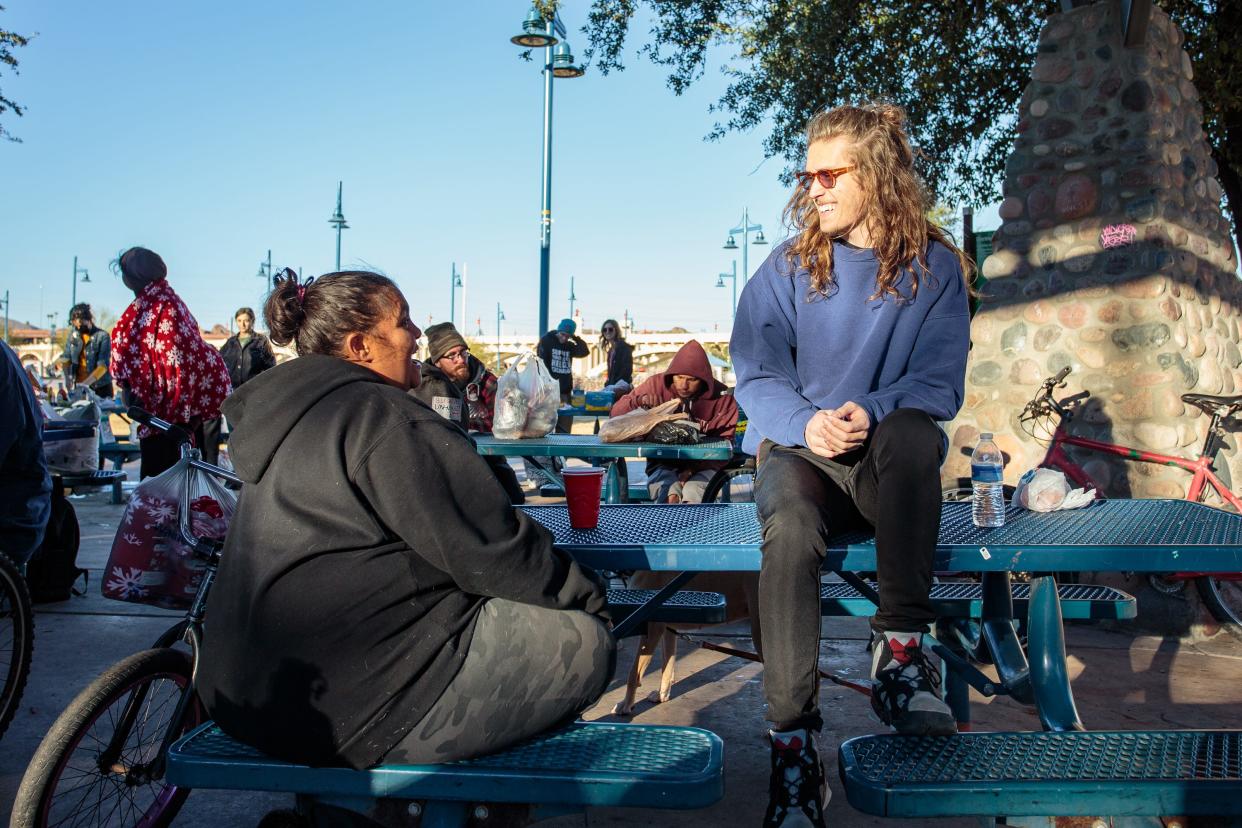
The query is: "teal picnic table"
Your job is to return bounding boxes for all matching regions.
[474,434,733,503]
[524,499,1242,823]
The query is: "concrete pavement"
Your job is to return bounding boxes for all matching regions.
[5,471,1242,827]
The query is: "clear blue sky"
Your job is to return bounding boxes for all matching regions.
[1,1,999,336]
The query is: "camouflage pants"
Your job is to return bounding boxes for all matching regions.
[381,598,616,764]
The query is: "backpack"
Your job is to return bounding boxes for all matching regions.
[26,485,87,603]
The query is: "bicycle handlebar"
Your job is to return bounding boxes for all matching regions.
[126,406,194,446]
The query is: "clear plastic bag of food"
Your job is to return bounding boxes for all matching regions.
[1014,467,1096,512]
[492,352,560,439]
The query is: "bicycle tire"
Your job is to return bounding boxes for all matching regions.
[702,461,757,503]
[1196,576,1242,641]
[12,647,202,828]
[0,551,35,740]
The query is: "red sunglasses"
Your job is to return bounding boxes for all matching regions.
[794,166,855,191]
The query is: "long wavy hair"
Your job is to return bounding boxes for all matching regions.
[782,103,973,302]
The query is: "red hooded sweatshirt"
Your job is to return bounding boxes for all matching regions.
[610,340,738,473]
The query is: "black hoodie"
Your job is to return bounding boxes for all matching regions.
[197,354,606,769]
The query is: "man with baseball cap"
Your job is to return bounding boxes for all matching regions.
[536,318,588,404]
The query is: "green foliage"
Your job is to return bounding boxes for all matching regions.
[0,5,31,143]
[580,0,1240,243]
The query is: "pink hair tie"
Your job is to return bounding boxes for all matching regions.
[296,284,307,304]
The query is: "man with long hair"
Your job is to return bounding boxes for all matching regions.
[731,103,972,827]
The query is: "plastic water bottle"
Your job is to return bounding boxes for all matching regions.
[971,432,1006,528]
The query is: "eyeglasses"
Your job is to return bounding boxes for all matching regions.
[794,166,855,191]
[602,327,616,333]
[441,349,469,363]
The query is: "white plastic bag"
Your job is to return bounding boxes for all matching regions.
[1014,467,1096,512]
[492,352,561,439]
[103,456,237,608]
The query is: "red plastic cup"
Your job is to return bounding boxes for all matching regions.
[563,467,606,530]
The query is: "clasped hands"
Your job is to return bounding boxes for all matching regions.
[803,401,870,458]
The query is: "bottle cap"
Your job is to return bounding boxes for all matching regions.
[979,432,993,441]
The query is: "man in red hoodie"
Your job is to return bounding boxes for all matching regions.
[611,340,738,502]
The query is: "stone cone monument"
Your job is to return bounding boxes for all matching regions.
[945,2,1241,507]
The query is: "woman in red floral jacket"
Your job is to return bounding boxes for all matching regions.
[110,247,232,477]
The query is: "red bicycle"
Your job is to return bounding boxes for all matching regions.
[1019,366,1242,638]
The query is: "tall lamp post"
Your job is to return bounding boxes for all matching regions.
[71,256,90,310]
[722,208,768,286]
[1,290,9,342]
[568,275,576,320]
[495,303,506,371]
[715,260,738,321]
[450,263,463,326]
[509,5,585,337]
[328,181,349,271]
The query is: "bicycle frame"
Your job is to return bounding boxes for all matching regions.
[94,439,237,783]
[1040,406,1242,579]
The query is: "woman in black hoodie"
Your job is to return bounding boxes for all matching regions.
[198,269,614,769]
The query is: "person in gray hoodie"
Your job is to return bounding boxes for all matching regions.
[198,270,613,769]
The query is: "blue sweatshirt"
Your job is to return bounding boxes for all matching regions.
[731,239,970,455]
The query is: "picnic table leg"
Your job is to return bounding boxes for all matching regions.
[523,456,564,493]
[980,572,1035,705]
[1026,573,1085,732]
[934,619,974,731]
[604,460,629,504]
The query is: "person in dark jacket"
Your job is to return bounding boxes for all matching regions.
[411,323,524,504]
[536,318,588,402]
[219,307,276,389]
[0,341,52,565]
[422,322,500,433]
[59,303,113,397]
[611,340,737,503]
[599,318,633,390]
[198,270,613,770]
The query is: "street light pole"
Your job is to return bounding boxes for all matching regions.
[328,181,349,271]
[496,303,506,372]
[568,275,576,320]
[715,260,738,321]
[71,256,90,310]
[450,262,463,326]
[722,207,768,286]
[1,290,9,342]
[510,6,585,337]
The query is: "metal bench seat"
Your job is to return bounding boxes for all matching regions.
[607,588,727,625]
[55,469,126,505]
[168,720,723,825]
[839,729,1242,819]
[98,440,141,470]
[820,580,1136,620]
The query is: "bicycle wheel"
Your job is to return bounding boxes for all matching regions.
[1,551,35,740]
[12,647,202,828]
[702,458,757,503]
[1197,576,1242,641]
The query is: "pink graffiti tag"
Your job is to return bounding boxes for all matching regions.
[1099,223,1137,249]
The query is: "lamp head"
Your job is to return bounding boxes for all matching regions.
[551,41,585,78]
[723,235,738,250]
[715,277,726,288]
[511,7,557,48]
[753,230,768,245]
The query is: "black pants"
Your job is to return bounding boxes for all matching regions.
[139,420,212,479]
[380,598,615,764]
[755,408,945,731]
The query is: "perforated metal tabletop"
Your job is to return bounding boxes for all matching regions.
[475,433,733,460]
[524,499,1242,573]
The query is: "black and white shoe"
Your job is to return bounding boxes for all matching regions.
[869,631,958,736]
[762,727,828,827]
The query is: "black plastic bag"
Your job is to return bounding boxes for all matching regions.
[646,420,702,445]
